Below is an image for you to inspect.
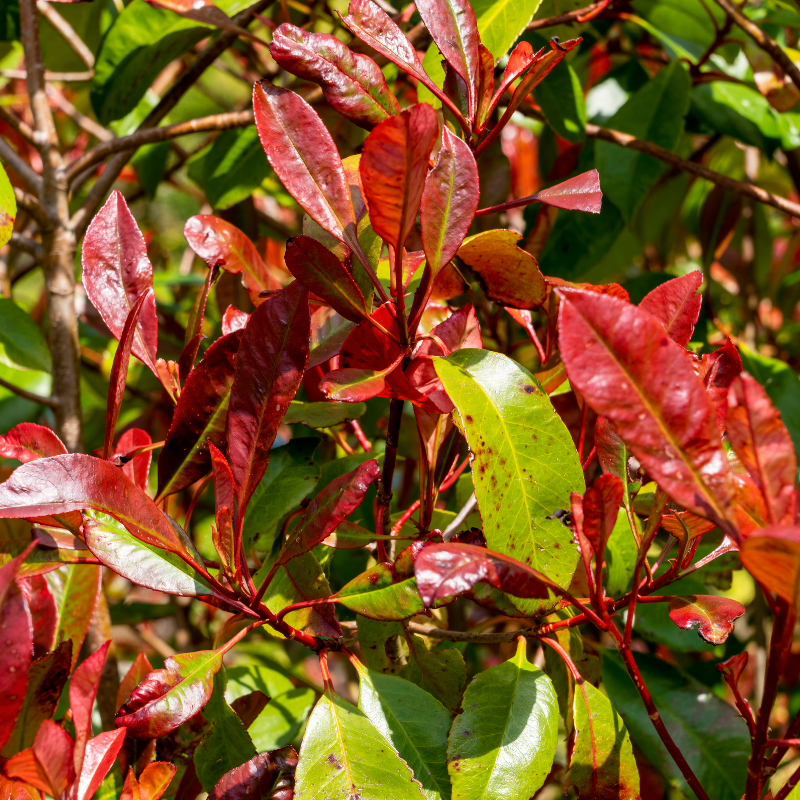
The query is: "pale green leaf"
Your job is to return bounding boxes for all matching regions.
[0,297,52,373]
[0,162,15,248]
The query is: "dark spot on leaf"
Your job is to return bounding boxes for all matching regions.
[523,385,535,394]
[327,754,343,770]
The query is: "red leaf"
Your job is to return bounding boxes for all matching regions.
[0,576,32,752]
[420,126,479,279]
[74,729,126,800]
[270,24,399,129]
[209,443,235,518]
[667,595,745,644]
[6,721,74,799]
[137,762,176,800]
[740,526,800,603]
[528,169,602,214]
[557,289,734,531]
[277,459,380,564]
[144,0,254,39]
[492,41,534,108]
[319,359,402,402]
[582,474,624,556]
[227,281,310,517]
[184,216,279,306]
[81,190,158,372]
[114,428,152,493]
[0,454,191,558]
[639,270,703,348]
[0,424,67,463]
[104,292,150,459]
[414,542,555,607]
[717,651,748,685]
[207,747,298,800]
[0,776,40,800]
[699,337,742,432]
[19,574,57,656]
[157,330,243,499]
[178,333,206,387]
[222,306,249,335]
[116,653,153,712]
[360,104,439,252]
[594,417,627,480]
[727,374,797,525]
[71,641,110,778]
[660,511,716,544]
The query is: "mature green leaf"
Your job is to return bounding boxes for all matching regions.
[566,677,640,799]
[226,664,294,701]
[357,667,451,800]
[632,0,723,58]
[602,650,750,799]
[195,669,256,791]
[605,508,638,597]
[283,401,367,429]
[243,438,321,554]
[249,687,316,752]
[334,563,425,620]
[434,350,582,614]
[294,691,424,799]
[535,60,586,143]
[447,639,558,800]
[0,162,15,248]
[0,297,52,373]
[596,61,691,221]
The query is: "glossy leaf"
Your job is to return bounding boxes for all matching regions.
[116,649,225,739]
[433,350,582,609]
[120,762,176,800]
[294,690,424,800]
[727,373,796,525]
[48,562,102,671]
[157,330,242,499]
[270,24,399,129]
[81,190,158,371]
[360,104,439,253]
[566,677,641,800]
[595,417,628,483]
[228,281,310,517]
[5,720,74,799]
[667,595,745,645]
[71,640,111,779]
[458,230,546,309]
[0,423,67,463]
[208,747,298,800]
[527,169,602,214]
[581,474,625,561]
[75,729,127,800]
[334,563,424,620]
[0,574,32,752]
[700,338,742,433]
[740,526,800,604]
[420,126,479,280]
[278,459,379,564]
[639,270,703,348]
[117,652,153,712]
[660,511,716,545]
[222,306,249,335]
[285,235,367,322]
[558,289,734,530]
[356,667,451,800]
[0,162,15,248]
[447,638,558,800]
[115,428,152,492]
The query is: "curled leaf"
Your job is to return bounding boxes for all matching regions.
[667,595,745,645]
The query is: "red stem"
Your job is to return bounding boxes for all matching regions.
[349,419,372,452]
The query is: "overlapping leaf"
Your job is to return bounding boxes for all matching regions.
[0,423,67,463]
[639,270,703,348]
[667,595,745,644]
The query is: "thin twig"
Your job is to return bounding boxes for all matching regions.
[527,0,607,29]
[46,85,111,142]
[14,186,49,228]
[0,376,59,408]
[8,231,42,259]
[0,136,43,194]
[442,493,478,540]
[0,69,93,81]
[36,0,95,69]
[0,106,36,145]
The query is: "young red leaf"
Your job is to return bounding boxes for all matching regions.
[18,574,57,657]
[699,337,742,432]
[227,281,310,518]
[285,235,367,322]
[490,41,534,112]
[639,270,703,348]
[178,333,206,387]
[277,459,380,564]
[582,474,624,558]
[360,104,439,253]
[74,729,127,800]
[137,762,176,800]
[727,373,796,525]
[209,445,235,572]
[270,24,400,129]
[594,417,627,481]
[116,650,225,739]
[415,542,556,607]
[157,330,243,499]
[222,306,249,335]
[558,288,735,532]
[0,575,33,752]
[0,454,192,558]
[660,511,716,545]
[81,190,158,372]
[319,359,402,402]
[741,526,800,603]
[209,442,235,517]
[0,423,67,463]
[184,216,279,306]
[114,428,152,493]
[530,170,602,214]
[420,126,479,280]
[717,651,748,688]
[415,0,479,119]
[667,595,746,644]
[185,263,219,349]
[103,291,149,460]
[117,652,153,712]
[71,641,110,778]
[6,720,74,799]
[207,746,298,800]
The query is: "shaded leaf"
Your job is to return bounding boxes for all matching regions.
[0,297,52,373]
[667,595,745,645]
[117,653,153,712]
[581,474,624,562]
[639,270,703,348]
[0,575,32,752]
[741,526,800,604]
[700,338,742,433]
[0,423,67,463]
[334,563,424,620]
[5,720,74,799]
[115,428,152,493]
[208,747,298,800]
[283,401,367,429]
[48,562,102,671]
[71,641,111,780]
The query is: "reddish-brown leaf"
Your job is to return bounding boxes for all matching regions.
[6,721,74,799]
[74,729,127,800]
[319,359,402,402]
[0,424,67,463]
[582,474,624,558]
[668,595,746,644]
[558,289,734,531]
[81,190,158,371]
[114,428,152,493]
[270,24,399,129]
[594,417,627,481]
[741,526,800,602]
[699,338,742,432]
[228,281,310,517]
[71,641,110,778]
[415,542,555,607]
[660,511,716,545]
[0,574,32,752]
[209,443,235,573]
[207,747,298,800]
[19,574,57,657]
[0,776,40,800]
[157,331,243,499]
[116,653,153,712]
[360,104,439,252]
[222,306,249,335]
[727,373,797,525]
[639,270,703,348]
[178,333,207,387]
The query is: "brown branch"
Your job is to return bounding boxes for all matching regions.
[36,0,95,69]
[0,376,59,408]
[66,109,253,183]
[13,187,49,227]
[0,69,94,81]
[46,85,111,143]
[0,106,36,146]
[527,0,607,29]
[9,231,42,259]
[0,136,43,194]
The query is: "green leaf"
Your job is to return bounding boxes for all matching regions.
[566,677,640,799]
[225,664,295,701]
[433,349,583,614]
[447,639,558,800]
[243,438,321,554]
[601,650,750,799]
[0,297,52,372]
[357,667,452,800]
[195,669,256,792]
[187,127,272,210]
[294,691,425,800]
[0,162,15,248]
[535,60,586,143]
[249,687,316,752]
[334,564,425,621]
[631,0,723,58]
[596,61,691,222]
[283,401,368,429]
[605,508,638,597]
